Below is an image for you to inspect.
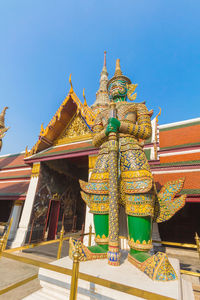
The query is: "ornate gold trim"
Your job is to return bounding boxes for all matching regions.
[127,83,138,101]
[56,134,93,145]
[126,202,154,217]
[31,163,40,178]
[90,202,109,214]
[54,113,92,146]
[82,244,107,260]
[121,170,153,179]
[95,234,109,245]
[128,252,177,281]
[128,238,152,251]
[14,200,24,206]
[89,155,98,171]
[90,172,109,181]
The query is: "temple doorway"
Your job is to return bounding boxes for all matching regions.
[27,155,88,243]
[45,199,60,240]
[0,200,13,222]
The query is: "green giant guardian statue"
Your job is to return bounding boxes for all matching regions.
[70,59,186,281]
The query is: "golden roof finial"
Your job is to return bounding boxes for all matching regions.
[114,59,123,77]
[156,107,161,123]
[25,146,28,157]
[40,123,44,135]
[83,88,87,106]
[69,74,73,94]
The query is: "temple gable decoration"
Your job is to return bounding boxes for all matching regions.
[54,113,92,146]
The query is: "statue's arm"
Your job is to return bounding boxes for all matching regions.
[92,116,107,147]
[119,104,152,140]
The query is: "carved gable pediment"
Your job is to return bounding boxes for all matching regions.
[54,113,92,146]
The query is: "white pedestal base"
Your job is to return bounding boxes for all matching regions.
[23,251,194,300]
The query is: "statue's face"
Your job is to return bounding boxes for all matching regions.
[108,79,127,101]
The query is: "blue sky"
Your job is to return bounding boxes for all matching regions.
[0,0,200,155]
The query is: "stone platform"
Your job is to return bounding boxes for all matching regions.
[23,251,194,300]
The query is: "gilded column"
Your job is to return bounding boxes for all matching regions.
[107,102,120,266]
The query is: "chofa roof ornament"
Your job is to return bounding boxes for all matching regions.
[0,107,9,151]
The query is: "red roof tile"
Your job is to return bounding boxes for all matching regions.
[0,153,28,169]
[0,181,29,198]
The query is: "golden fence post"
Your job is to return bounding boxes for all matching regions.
[2,218,13,251]
[69,243,80,300]
[80,223,84,243]
[0,238,3,258]
[57,225,64,260]
[195,232,200,259]
[88,224,92,247]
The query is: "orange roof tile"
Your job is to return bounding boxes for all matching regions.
[153,171,200,191]
[160,124,200,149]
[160,152,200,164]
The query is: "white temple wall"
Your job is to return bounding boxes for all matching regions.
[7,200,23,242]
[10,163,40,248]
[83,167,95,246]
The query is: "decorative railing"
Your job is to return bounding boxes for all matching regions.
[0,223,200,299]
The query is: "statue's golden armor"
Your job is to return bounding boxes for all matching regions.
[81,102,154,218]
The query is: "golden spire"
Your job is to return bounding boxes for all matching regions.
[91,51,109,108]
[114,59,122,77]
[103,51,107,68]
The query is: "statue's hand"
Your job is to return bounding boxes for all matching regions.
[105,118,121,136]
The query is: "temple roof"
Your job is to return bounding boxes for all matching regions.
[159,117,200,151]
[0,152,31,200]
[0,152,29,170]
[0,181,29,199]
[148,118,200,202]
[25,78,96,158]
[25,140,97,163]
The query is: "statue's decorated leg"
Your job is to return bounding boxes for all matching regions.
[127,215,177,281]
[88,214,109,253]
[78,174,109,260]
[128,216,152,262]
